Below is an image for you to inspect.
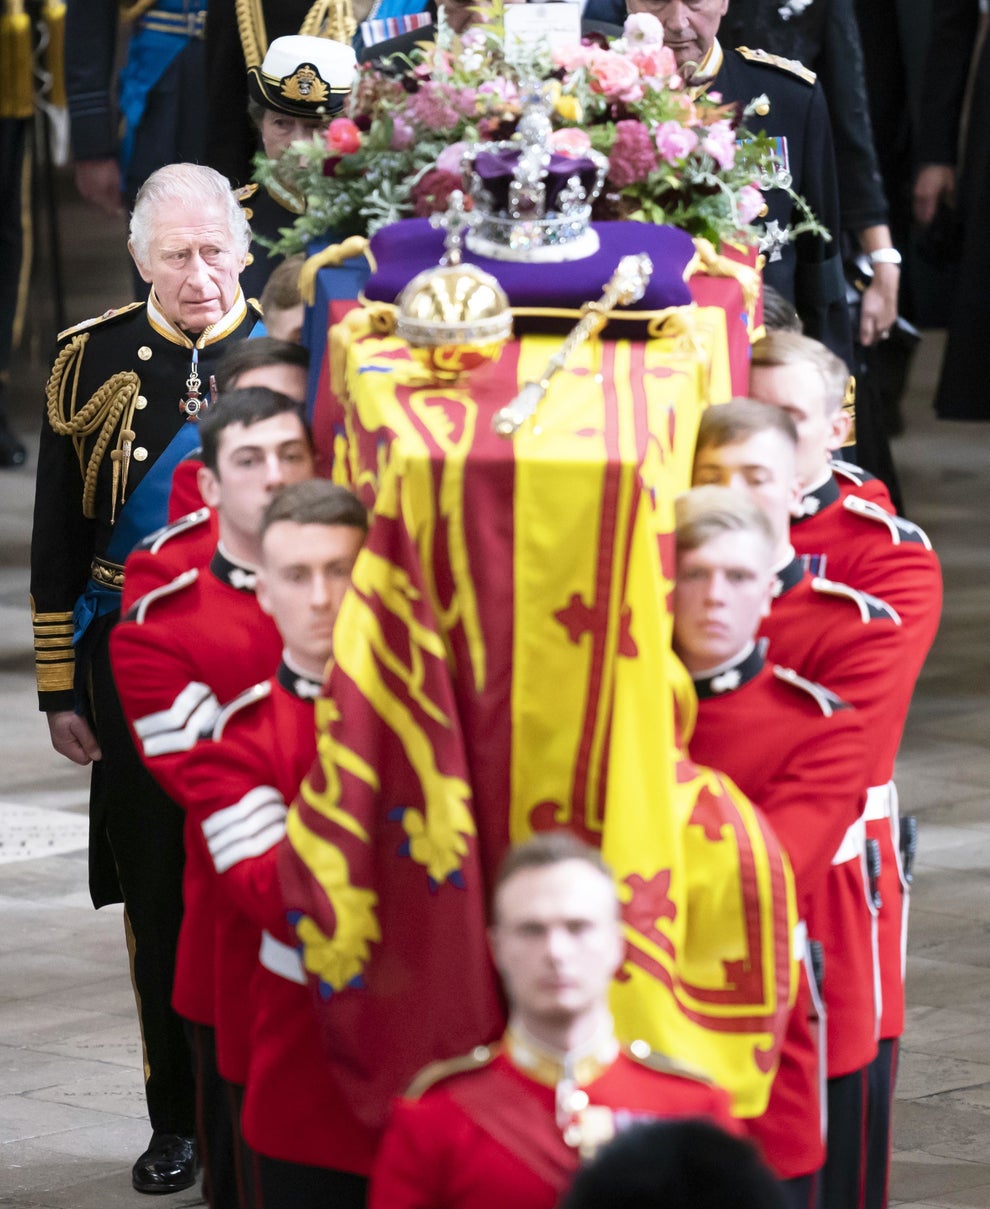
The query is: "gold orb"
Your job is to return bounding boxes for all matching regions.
[396,263,512,381]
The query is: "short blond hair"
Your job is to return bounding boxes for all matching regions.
[675,485,775,556]
[696,397,798,454]
[750,330,850,416]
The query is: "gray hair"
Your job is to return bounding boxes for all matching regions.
[129,163,251,265]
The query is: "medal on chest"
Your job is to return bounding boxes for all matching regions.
[180,347,209,420]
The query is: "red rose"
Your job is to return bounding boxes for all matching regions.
[325,118,361,156]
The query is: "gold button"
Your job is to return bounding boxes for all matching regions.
[135,395,148,410]
[758,204,769,218]
[133,447,148,462]
[138,346,152,361]
[754,100,770,116]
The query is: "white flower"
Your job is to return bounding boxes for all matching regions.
[623,12,666,46]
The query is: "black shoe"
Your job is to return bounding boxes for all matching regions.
[131,1132,197,1195]
[0,415,25,468]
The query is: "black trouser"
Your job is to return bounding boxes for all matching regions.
[822,1066,869,1209]
[188,1022,249,1209]
[781,1171,822,1209]
[250,1152,367,1209]
[865,1037,899,1209]
[85,613,195,1137]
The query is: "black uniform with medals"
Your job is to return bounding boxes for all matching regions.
[710,44,853,367]
[30,292,258,1137]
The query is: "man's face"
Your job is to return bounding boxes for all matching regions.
[748,363,850,488]
[197,412,314,546]
[132,199,246,333]
[673,530,774,672]
[624,0,728,68]
[260,111,326,161]
[257,519,364,677]
[692,430,801,553]
[490,860,623,1031]
[264,304,305,345]
[230,362,308,403]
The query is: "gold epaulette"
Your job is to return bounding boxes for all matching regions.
[234,182,259,204]
[58,300,143,343]
[623,1041,714,1084]
[404,1044,498,1100]
[736,46,816,85]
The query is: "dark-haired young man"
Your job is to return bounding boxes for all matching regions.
[110,386,314,1208]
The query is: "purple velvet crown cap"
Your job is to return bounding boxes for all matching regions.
[471,149,602,212]
[364,220,697,313]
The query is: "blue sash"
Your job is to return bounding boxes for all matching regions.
[73,420,202,645]
[118,1,206,172]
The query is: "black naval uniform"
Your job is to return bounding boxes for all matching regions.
[30,291,258,1140]
[205,0,327,186]
[238,183,305,301]
[709,43,853,368]
[916,0,990,419]
[65,0,207,203]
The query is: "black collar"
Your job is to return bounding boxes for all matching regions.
[773,552,805,598]
[210,546,258,593]
[692,642,765,700]
[276,659,322,700]
[792,473,840,524]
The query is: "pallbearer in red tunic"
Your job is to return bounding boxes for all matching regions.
[672,488,869,1208]
[370,836,739,1209]
[182,481,369,1209]
[748,332,942,1209]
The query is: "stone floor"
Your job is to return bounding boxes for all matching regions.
[1,181,989,1206]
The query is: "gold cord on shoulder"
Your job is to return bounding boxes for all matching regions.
[235,0,268,67]
[301,0,356,45]
[45,332,141,521]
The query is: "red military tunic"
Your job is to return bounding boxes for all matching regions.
[120,506,218,613]
[830,458,895,512]
[686,645,867,1179]
[791,474,942,1041]
[183,662,378,1175]
[369,1033,738,1209]
[761,555,906,1063]
[109,547,281,1056]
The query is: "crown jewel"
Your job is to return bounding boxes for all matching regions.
[464,85,607,263]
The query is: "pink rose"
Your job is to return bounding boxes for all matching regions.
[550,127,592,157]
[702,120,737,171]
[655,120,699,163]
[587,50,643,103]
[737,184,765,225]
[629,45,677,81]
[325,118,361,156]
[553,44,593,71]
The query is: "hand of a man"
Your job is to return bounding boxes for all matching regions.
[74,158,125,216]
[913,165,955,226]
[47,710,102,765]
[859,263,899,347]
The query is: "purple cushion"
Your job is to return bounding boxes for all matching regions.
[365,220,696,312]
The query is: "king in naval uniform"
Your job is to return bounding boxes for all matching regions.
[29,162,259,1195]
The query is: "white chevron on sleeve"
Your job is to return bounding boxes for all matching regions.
[202,786,288,873]
[133,682,221,756]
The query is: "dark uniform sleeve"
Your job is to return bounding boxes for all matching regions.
[791,80,854,366]
[915,0,980,165]
[30,345,98,712]
[64,0,120,161]
[814,0,889,230]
